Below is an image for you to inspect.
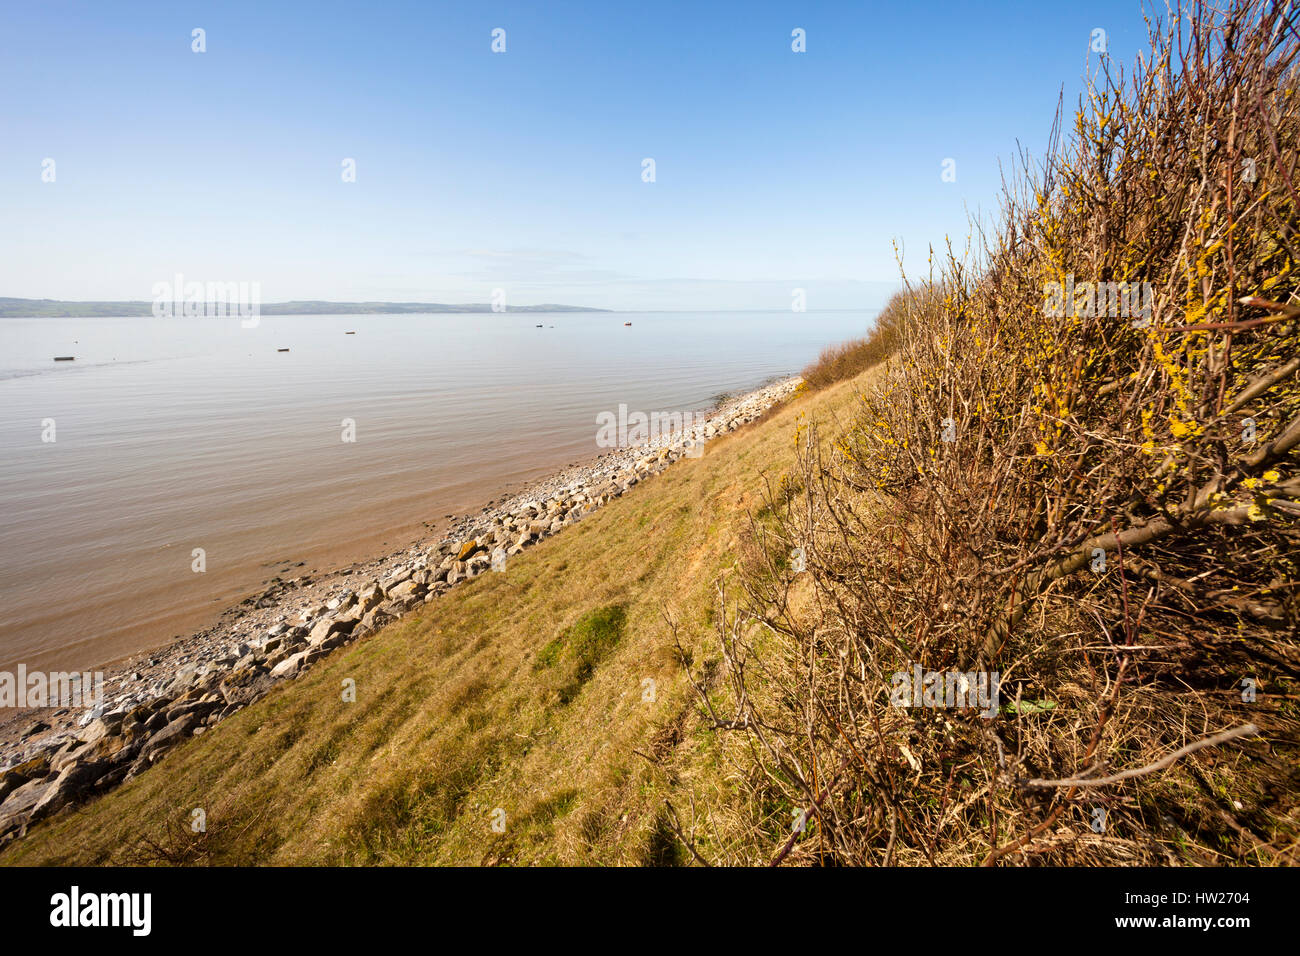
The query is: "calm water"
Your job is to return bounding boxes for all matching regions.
[0,310,873,671]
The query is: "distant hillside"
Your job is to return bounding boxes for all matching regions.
[0,298,611,317]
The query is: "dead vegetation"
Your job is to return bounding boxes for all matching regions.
[690,0,1300,865]
[800,288,910,390]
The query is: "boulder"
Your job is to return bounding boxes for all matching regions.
[360,607,395,634]
[325,590,355,611]
[30,761,104,820]
[52,734,137,774]
[308,615,357,647]
[300,603,328,623]
[0,755,49,803]
[357,584,384,612]
[79,714,124,747]
[19,721,49,740]
[263,648,290,669]
[49,741,90,775]
[385,579,426,602]
[384,568,413,588]
[0,777,53,833]
[121,703,153,730]
[166,667,198,695]
[140,712,203,759]
[164,699,220,724]
[218,666,273,706]
[270,650,310,679]
[314,631,352,653]
[0,775,26,805]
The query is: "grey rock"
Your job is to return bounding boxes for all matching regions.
[30,761,104,820]
[384,568,413,588]
[270,651,310,679]
[357,584,384,612]
[308,615,356,646]
[19,721,50,740]
[360,607,395,634]
[385,579,426,602]
[1,777,51,815]
[163,699,219,724]
[140,712,203,759]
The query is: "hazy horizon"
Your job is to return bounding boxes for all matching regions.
[0,297,898,314]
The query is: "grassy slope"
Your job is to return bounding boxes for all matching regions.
[3,374,866,866]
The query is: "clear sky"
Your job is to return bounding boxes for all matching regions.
[1,0,1155,310]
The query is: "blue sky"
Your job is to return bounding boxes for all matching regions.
[1,0,1155,310]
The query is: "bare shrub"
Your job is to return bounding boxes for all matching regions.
[690,0,1300,866]
[800,287,916,389]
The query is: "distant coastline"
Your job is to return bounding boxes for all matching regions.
[0,298,611,318]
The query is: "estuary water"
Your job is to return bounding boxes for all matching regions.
[0,310,874,670]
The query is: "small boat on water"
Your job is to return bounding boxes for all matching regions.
[53,356,75,361]
[623,322,632,326]
[276,348,290,352]
[345,331,356,335]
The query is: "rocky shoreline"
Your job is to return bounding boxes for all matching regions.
[0,376,801,847]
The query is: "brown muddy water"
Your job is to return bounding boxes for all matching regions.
[0,309,875,671]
